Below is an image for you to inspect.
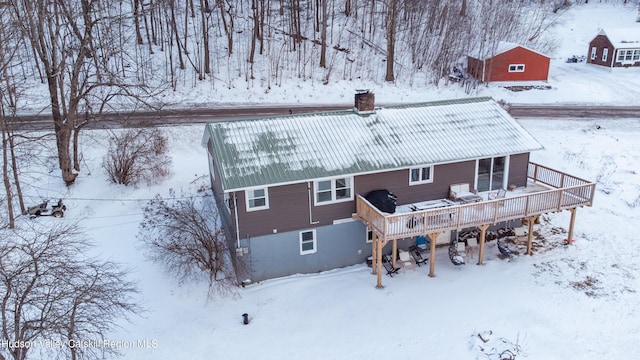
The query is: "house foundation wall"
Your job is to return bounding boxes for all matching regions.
[243,221,372,282]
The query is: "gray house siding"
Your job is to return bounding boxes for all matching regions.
[245,220,370,282]
[508,153,530,188]
[355,161,475,205]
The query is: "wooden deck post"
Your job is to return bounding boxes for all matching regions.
[567,208,577,245]
[375,235,383,288]
[392,239,397,269]
[371,233,377,275]
[428,232,441,277]
[477,224,490,265]
[525,215,538,255]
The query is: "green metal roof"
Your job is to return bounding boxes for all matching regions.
[202,97,543,191]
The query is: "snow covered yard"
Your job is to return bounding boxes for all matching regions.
[15,117,636,360]
[4,3,640,360]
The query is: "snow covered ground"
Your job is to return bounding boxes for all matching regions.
[5,3,640,360]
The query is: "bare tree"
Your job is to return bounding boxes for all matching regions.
[10,1,155,185]
[102,128,172,186]
[138,190,237,297]
[320,0,328,68]
[385,0,398,81]
[0,223,140,360]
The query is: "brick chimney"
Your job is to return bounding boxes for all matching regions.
[354,90,375,114]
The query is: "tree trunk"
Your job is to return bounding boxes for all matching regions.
[320,0,328,68]
[133,0,144,44]
[345,0,351,17]
[385,0,397,82]
[200,0,211,75]
[1,110,15,228]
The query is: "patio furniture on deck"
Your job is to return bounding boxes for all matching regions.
[488,188,507,200]
[449,183,483,203]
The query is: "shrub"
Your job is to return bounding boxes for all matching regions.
[103,128,171,186]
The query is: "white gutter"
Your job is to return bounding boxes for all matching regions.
[233,192,240,248]
[307,182,319,225]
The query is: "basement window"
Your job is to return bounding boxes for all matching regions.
[300,229,317,255]
[508,64,525,72]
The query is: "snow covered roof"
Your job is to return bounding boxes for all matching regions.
[468,41,549,60]
[203,97,543,191]
[597,28,640,49]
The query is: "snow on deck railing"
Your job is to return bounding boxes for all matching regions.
[356,163,595,241]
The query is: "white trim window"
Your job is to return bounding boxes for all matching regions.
[366,229,373,243]
[300,229,317,255]
[602,48,608,62]
[617,49,640,62]
[314,177,353,205]
[508,64,525,72]
[590,47,597,60]
[409,166,434,185]
[245,187,269,211]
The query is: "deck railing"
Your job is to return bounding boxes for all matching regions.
[356,162,596,241]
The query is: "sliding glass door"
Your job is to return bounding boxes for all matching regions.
[476,156,507,192]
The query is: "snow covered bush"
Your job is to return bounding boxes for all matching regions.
[103,128,171,186]
[138,190,237,297]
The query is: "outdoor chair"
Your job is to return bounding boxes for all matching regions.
[398,250,417,272]
[466,237,479,261]
[514,227,528,245]
[382,254,401,277]
[488,188,507,200]
[408,245,429,267]
[449,183,482,203]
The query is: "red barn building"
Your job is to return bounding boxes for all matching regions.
[587,28,640,68]
[467,42,550,83]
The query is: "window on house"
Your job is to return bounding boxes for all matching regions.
[476,156,507,192]
[246,187,269,211]
[223,192,232,214]
[409,166,434,185]
[590,47,597,60]
[618,49,638,62]
[508,64,525,72]
[602,48,608,61]
[207,150,216,181]
[366,229,373,243]
[315,177,353,205]
[300,230,317,255]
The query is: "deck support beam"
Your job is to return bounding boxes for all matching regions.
[525,215,539,255]
[427,232,441,277]
[371,233,377,275]
[566,208,577,245]
[476,224,490,265]
[375,236,389,289]
[392,239,397,269]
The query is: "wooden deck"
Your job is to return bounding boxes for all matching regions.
[355,162,595,241]
[357,162,595,288]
